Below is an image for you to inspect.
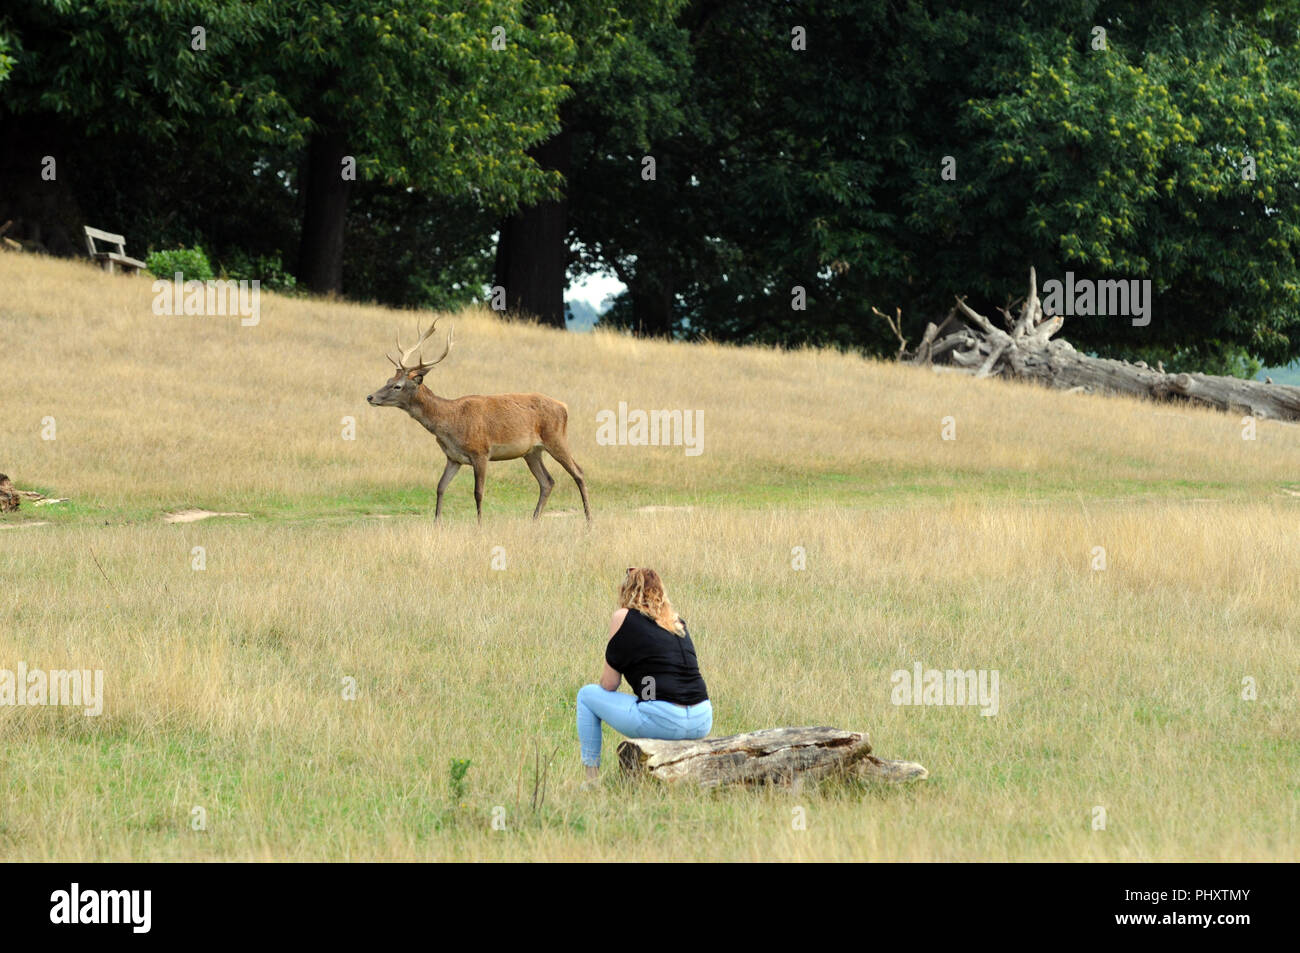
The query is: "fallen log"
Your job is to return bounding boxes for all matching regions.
[617,726,928,788]
[876,269,1300,422]
[0,474,19,512]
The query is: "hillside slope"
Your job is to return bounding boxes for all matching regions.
[2,254,1297,521]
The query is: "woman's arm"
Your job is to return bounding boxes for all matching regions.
[600,661,621,691]
[601,609,630,690]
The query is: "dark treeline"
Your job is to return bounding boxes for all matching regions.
[3,1,1300,373]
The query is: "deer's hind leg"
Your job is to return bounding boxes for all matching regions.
[544,441,591,522]
[524,448,555,519]
[470,455,488,524]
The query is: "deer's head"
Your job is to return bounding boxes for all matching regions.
[367,319,454,408]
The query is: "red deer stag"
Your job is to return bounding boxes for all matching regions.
[366,319,591,522]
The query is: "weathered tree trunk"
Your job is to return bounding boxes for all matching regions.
[618,726,928,787]
[297,129,353,296]
[887,269,1300,422]
[628,263,675,338]
[0,116,88,259]
[0,475,19,512]
[493,126,573,328]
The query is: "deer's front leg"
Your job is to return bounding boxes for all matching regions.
[435,459,461,521]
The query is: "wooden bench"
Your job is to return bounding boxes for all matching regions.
[84,226,146,275]
[0,220,20,252]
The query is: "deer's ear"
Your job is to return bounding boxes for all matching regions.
[411,373,425,386]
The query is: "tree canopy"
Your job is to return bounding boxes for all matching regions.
[3,0,1299,371]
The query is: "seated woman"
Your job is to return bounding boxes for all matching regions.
[576,568,712,782]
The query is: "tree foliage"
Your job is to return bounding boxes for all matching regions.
[582,1,1300,369]
[3,0,1300,368]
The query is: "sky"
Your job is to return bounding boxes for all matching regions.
[566,271,625,312]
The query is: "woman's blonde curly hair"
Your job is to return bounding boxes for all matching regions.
[619,568,685,636]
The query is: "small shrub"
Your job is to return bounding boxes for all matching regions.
[221,249,298,293]
[448,758,471,802]
[146,246,214,282]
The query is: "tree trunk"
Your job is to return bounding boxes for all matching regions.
[894,269,1300,422]
[0,116,87,259]
[494,126,572,328]
[618,726,928,787]
[297,129,353,296]
[629,262,675,338]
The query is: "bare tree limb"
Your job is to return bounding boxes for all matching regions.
[880,268,1300,421]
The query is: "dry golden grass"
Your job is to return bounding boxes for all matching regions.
[0,254,1297,861]
[3,254,1298,512]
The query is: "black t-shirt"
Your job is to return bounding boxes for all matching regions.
[604,609,709,705]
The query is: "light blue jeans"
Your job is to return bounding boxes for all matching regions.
[576,684,713,767]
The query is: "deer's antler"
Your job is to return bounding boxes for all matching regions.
[392,319,451,371]
[414,323,453,373]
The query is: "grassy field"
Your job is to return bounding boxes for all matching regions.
[1,254,1297,861]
